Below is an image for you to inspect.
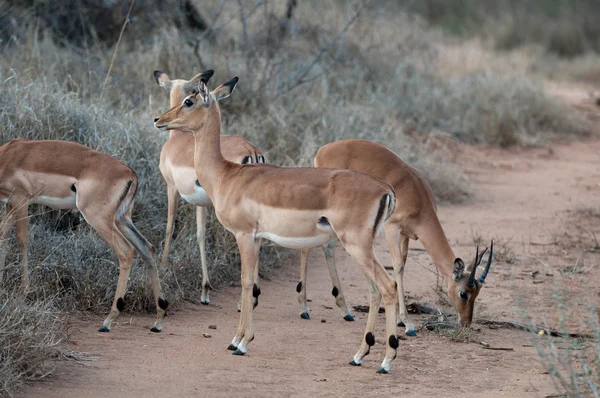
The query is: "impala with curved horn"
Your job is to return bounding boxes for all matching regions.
[154,77,400,373]
[308,139,494,335]
[153,69,264,305]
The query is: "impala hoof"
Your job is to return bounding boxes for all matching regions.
[300,312,310,320]
[349,360,361,366]
[150,327,162,333]
[376,367,388,374]
[98,326,110,333]
[227,344,238,351]
[397,321,405,327]
[343,314,355,322]
[406,330,417,337]
[200,299,210,306]
[232,349,246,356]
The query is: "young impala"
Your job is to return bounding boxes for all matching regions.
[0,139,167,333]
[302,139,493,336]
[154,69,264,305]
[154,76,400,373]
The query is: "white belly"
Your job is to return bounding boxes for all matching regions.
[180,185,212,207]
[31,194,77,209]
[255,231,335,249]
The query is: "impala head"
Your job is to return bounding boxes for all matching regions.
[154,69,215,106]
[154,76,239,133]
[449,240,494,326]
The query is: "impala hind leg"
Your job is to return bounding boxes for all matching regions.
[0,203,15,286]
[229,234,261,355]
[196,206,211,304]
[13,203,30,292]
[323,240,354,321]
[160,185,178,268]
[342,240,398,373]
[297,248,310,319]
[385,224,415,336]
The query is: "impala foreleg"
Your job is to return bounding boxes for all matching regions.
[323,240,354,321]
[160,185,178,267]
[196,206,211,304]
[297,248,310,319]
[14,203,29,293]
[384,224,415,336]
[229,234,260,355]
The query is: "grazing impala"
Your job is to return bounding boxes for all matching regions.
[154,69,264,305]
[154,76,400,373]
[0,139,167,333]
[306,139,493,336]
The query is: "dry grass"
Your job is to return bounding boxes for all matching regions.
[0,1,592,394]
[0,293,66,396]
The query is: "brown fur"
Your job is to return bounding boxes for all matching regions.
[0,139,166,332]
[154,78,400,372]
[314,139,493,328]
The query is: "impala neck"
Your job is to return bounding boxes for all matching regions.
[417,217,456,282]
[191,103,228,197]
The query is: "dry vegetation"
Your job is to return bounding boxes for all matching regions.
[0,0,595,394]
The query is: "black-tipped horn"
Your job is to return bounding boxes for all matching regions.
[478,240,493,284]
[467,245,479,288]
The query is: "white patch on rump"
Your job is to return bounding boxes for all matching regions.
[31,193,77,209]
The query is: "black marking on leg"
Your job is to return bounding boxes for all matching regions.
[372,194,389,239]
[116,297,125,312]
[253,284,261,298]
[98,326,110,333]
[70,183,77,192]
[332,286,339,297]
[389,335,399,349]
[365,332,375,347]
[296,281,303,293]
[158,297,169,310]
[253,298,259,309]
[195,179,202,188]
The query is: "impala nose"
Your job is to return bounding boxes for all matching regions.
[154,117,159,123]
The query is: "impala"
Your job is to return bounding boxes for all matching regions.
[0,139,167,333]
[306,139,493,336]
[154,69,264,305]
[154,76,400,373]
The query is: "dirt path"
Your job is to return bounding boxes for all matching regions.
[22,102,600,397]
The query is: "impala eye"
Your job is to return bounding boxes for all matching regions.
[257,155,265,163]
[459,291,468,301]
[184,98,193,107]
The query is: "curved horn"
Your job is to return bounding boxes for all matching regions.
[467,245,479,288]
[478,240,493,284]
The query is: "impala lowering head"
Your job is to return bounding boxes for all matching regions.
[449,240,494,326]
[154,76,239,133]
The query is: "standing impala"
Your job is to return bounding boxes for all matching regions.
[154,76,400,373]
[305,139,493,336]
[154,69,264,305]
[0,139,167,333]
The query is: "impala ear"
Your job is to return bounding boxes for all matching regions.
[154,70,171,89]
[453,258,465,281]
[190,69,215,84]
[212,77,239,102]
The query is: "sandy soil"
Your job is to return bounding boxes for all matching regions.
[21,92,600,398]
